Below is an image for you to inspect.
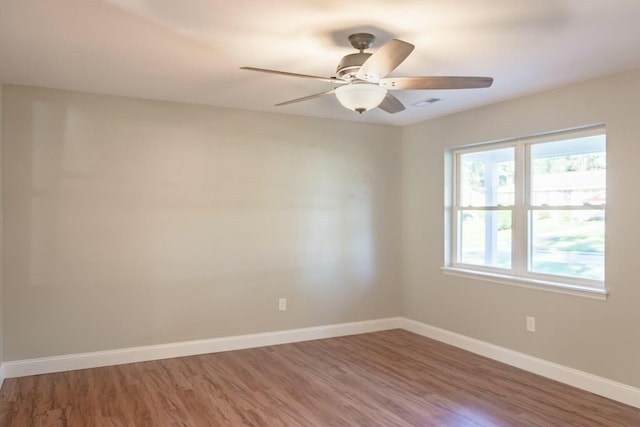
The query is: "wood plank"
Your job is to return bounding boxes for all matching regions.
[0,330,638,426]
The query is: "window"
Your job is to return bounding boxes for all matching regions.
[447,126,606,295]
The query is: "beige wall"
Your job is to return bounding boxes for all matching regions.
[0,84,3,366]
[402,67,640,387]
[2,85,402,360]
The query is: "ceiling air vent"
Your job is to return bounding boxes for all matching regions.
[412,98,441,107]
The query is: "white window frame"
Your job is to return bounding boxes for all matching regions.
[443,125,608,300]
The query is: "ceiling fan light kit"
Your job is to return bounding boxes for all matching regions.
[241,33,493,115]
[335,83,387,114]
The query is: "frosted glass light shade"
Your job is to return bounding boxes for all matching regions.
[335,84,387,113]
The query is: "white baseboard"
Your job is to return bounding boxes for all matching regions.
[3,316,639,410]
[400,318,640,409]
[0,363,4,389]
[2,317,403,379]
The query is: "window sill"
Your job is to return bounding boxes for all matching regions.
[440,266,608,300]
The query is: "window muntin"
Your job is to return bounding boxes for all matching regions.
[450,127,606,289]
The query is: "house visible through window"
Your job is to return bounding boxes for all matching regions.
[448,126,606,291]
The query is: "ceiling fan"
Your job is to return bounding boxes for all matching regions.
[241,33,493,114]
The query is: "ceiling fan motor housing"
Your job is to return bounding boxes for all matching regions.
[336,52,371,80]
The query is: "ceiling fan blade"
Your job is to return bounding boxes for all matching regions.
[378,92,405,114]
[380,76,494,90]
[275,89,336,107]
[356,39,415,83]
[240,67,343,84]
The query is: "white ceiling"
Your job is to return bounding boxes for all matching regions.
[1,0,640,126]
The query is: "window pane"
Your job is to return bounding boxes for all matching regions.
[530,135,606,206]
[460,147,514,207]
[529,210,604,281]
[459,210,512,269]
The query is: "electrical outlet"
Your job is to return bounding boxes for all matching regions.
[526,316,536,332]
[278,298,287,311]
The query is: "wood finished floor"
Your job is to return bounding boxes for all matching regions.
[1,329,638,426]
